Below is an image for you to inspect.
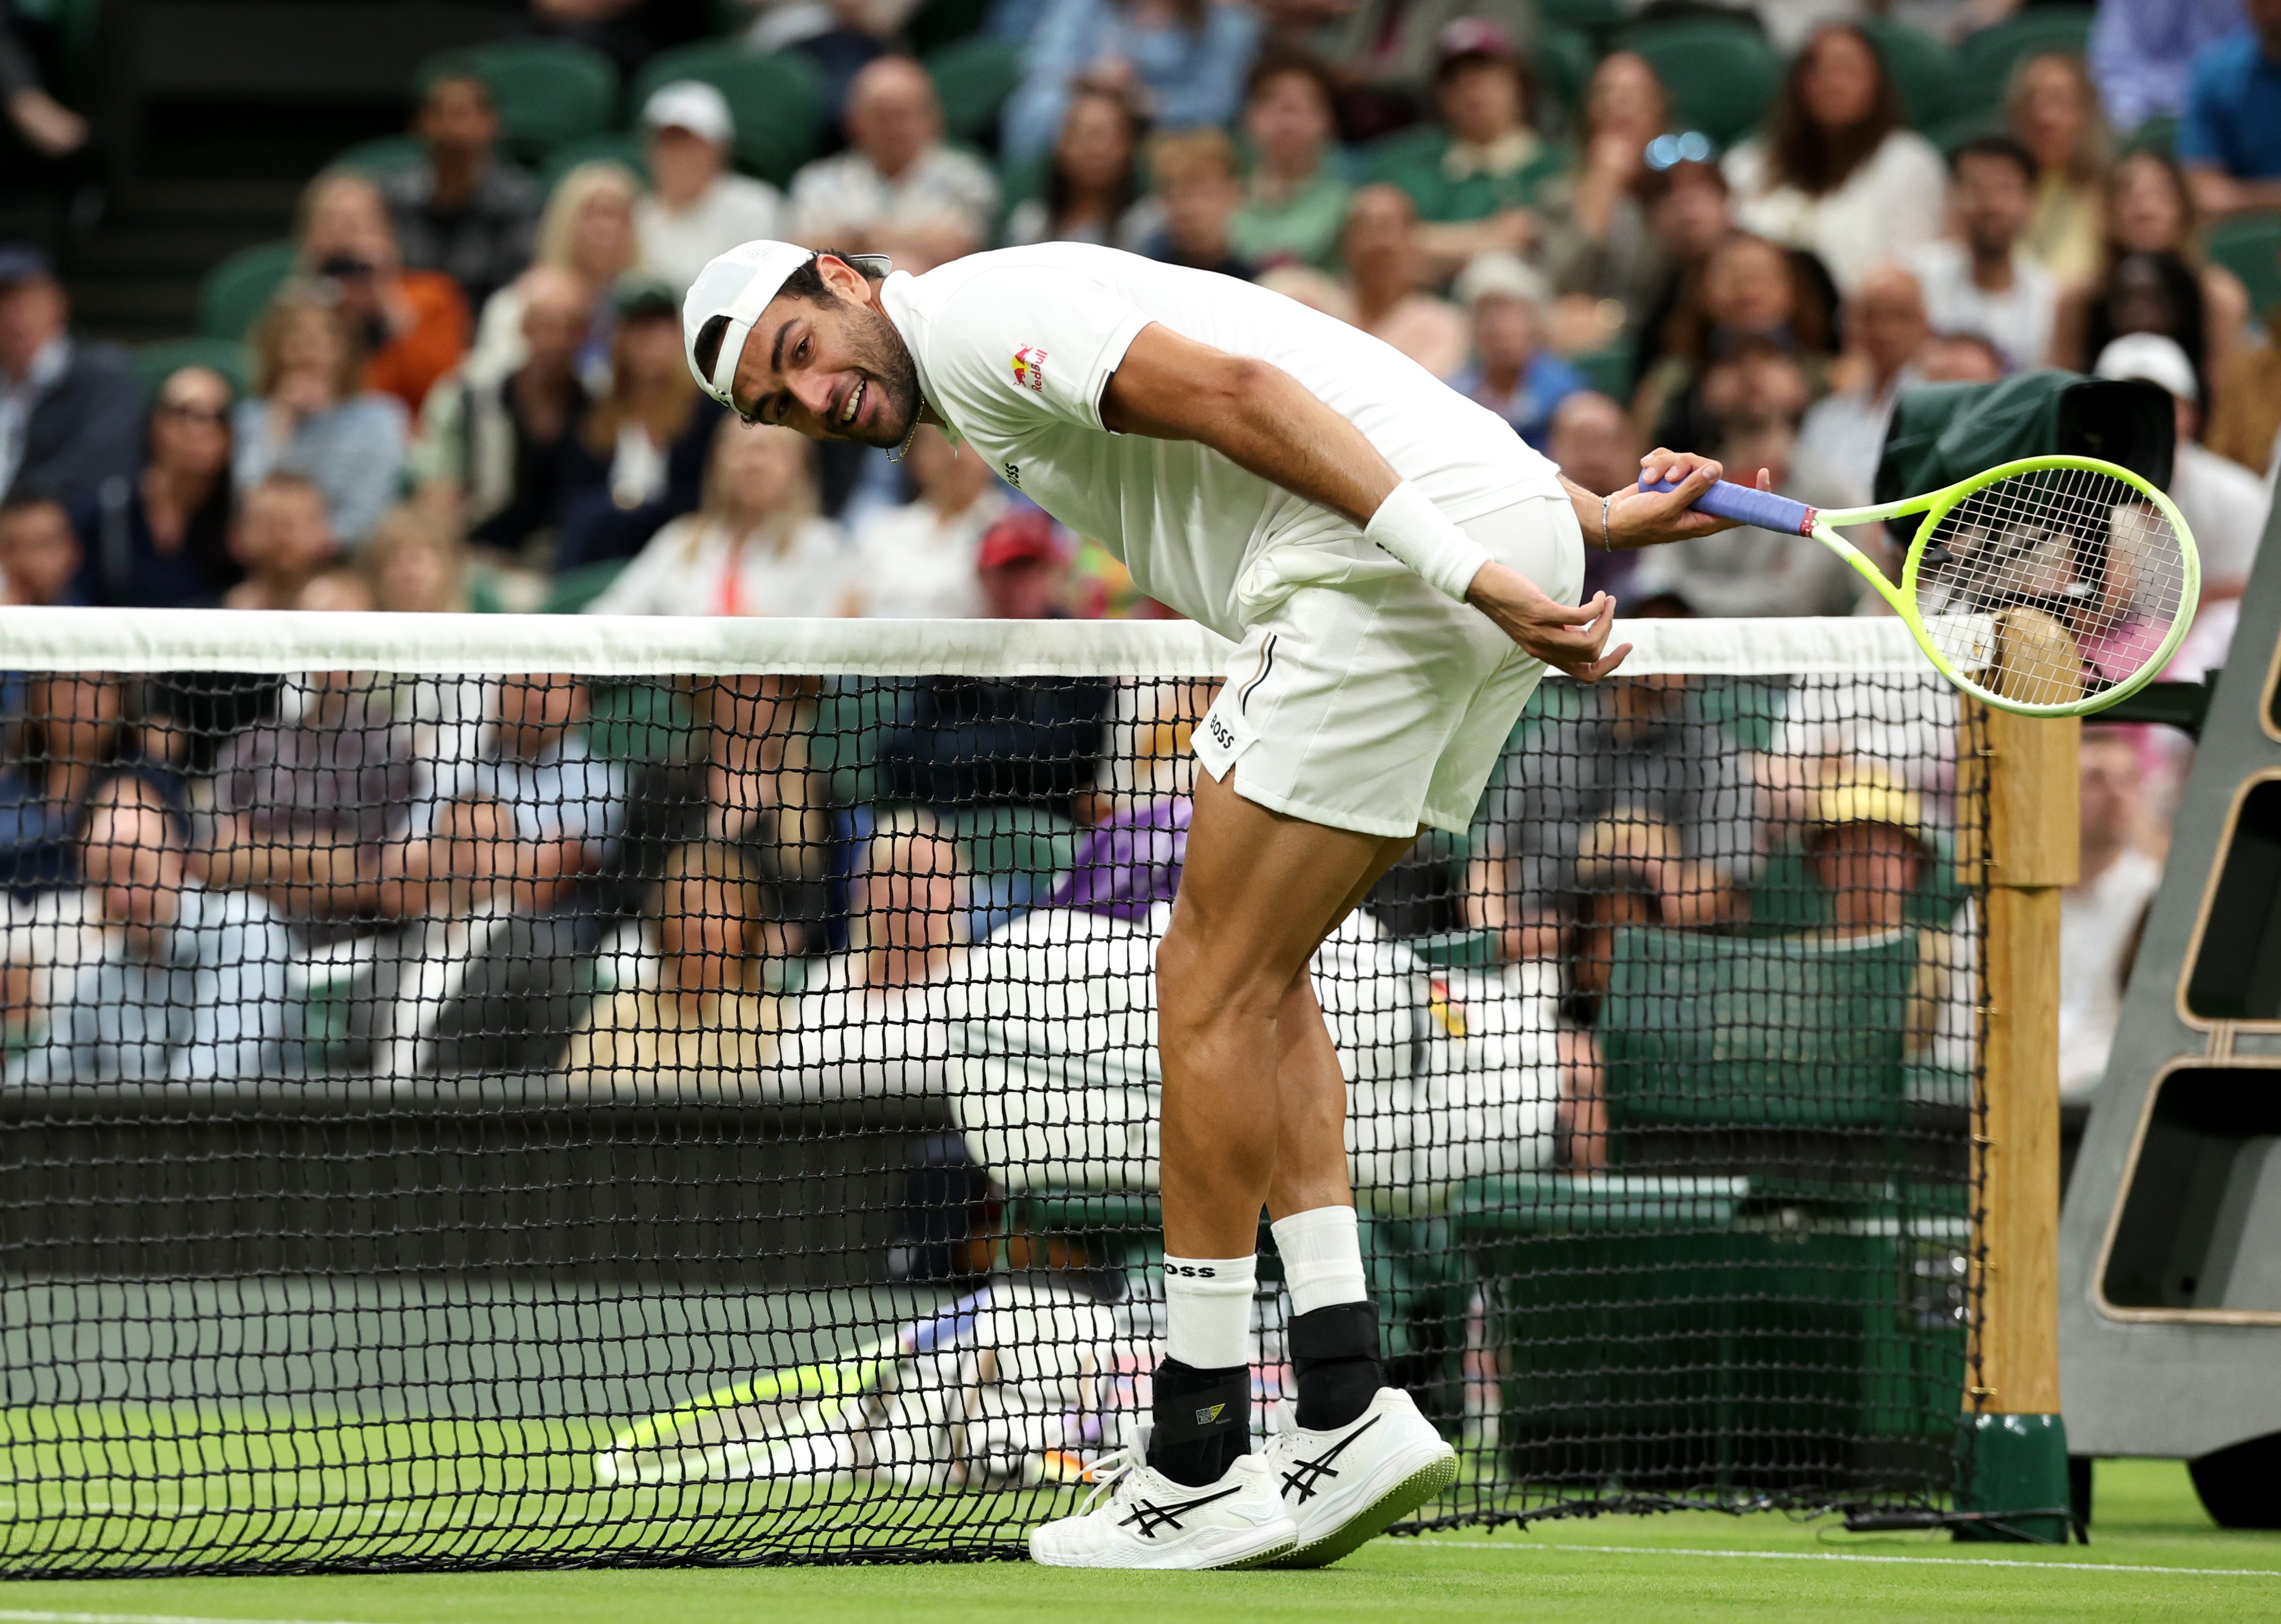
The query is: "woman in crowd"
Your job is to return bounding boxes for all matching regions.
[554,279,725,574]
[1227,51,1350,271]
[232,284,408,548]
[2006,51,2111,291]
[586,416,845,615]
[1538,51,1674,342]
[367,504,470,614]
[1722,23,1947,294]
[2049,148,2249,385]
[69,365,240,608]
[1341,182,1467,378]
[1632,230,1832,443]
[1003,81,1149,250]
[1001,0,1261,165]
[465,161,641,387]
[562,840,781,1092]
[0,674,137,894]
[296,169,469,413]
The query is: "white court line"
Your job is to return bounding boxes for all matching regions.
[1410,1538,2281,1579]
[0,1613,388,1624]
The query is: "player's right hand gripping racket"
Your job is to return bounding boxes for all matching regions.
[1644,455,2199,715]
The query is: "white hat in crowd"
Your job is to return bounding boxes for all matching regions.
[682,241,892,410]
[1453,251,1552,312]
[643,80,736,146]
[2093,332,2199,404]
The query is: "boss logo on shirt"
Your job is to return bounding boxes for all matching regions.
[1011,346,1048,393]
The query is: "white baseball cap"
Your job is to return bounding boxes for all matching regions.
[642,79,735,146]
[682,240,892,411]
[1453,250,1551,311]
[2093,332,2198,404]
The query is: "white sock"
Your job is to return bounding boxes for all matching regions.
[1272,1205,1369,1317]
[1163,1253,1256,1369]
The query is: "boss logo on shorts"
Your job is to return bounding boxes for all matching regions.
[1011,346,1048,393]
[1205,714,1237,752]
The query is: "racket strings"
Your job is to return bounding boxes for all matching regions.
[1911,465,2190,709]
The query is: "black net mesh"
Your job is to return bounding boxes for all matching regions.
[0,654,1984,1572]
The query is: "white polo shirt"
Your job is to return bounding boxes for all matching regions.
[878,244,1562,640]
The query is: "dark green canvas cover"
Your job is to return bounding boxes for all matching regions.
[1874,369,2175,508]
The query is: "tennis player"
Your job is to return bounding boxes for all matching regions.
[682,240,1746,1569]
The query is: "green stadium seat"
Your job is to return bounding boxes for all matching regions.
[1927,107,2005,155]
[1535,0,1624,43]
[1859,18,1953,131]
[946,803,1081,915]
[1953,6,2095,110]
[1617,19,1780,146]
[2125,113,2179,156]
[537,131,650,192]
[198,239,298,341]
[630,43,828,188]
[1534,24,1598,123]
[909,0,997,55]
[130,335,250,401]
[418,39,621,167]
[12,0,101,103]
[2206,213,2281,320]
[1569,335,1635,400]
[540,557,631,614]
[329,135,427,178]
[925,36,1022,148]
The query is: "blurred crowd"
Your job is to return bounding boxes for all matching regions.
[0,0,2269,1124]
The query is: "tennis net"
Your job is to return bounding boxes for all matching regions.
[0,607,1984,1573]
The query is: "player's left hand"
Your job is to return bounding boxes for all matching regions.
[1467,566,1631,682]
[1605,450,1773,548]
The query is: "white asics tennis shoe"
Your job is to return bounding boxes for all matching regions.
[1265,1386,1459,1567]
[1028,1431,1298,1570]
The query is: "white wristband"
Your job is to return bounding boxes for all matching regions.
[1363,480,1493,603]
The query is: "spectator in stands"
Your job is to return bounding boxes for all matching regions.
[1625,148,1736,386]
[1371,22,1563,274]
[0,12,86,161]
[1002,0,1262,165]
[368,505,472,614]
[562,840,781,1090]
[633,81,787,294]
[1546,391,1640,601]
[1341,183,1466,378]
[689,670,832,924]
[1802,776,1934,941]
[587,417,846,615]
[1253,262,1355,323]
[7,772,296,1086]
[297,170,470,414]
[2094,333,2272,673]
[1446,251,1581,449]
[383,70,541,313]
[1632,231,1832,449]
[793,58,999,273]
[412,265,592,558]
[68,365,240,609]
[976,506,1069,619]
[1537,53,1673,337]
[850,425,1007,618]
[233,283,408,548]
[2050,149,2249,379]
[2061,729,2160,1101]
[2090,0,2245,133]
[1136,129,1254,279]
[470,161,641,385]
[1003,82,1149,250]
[1228,51,1348,270]
[1723,23,1948,295]
[555,276,724,574]
[2007,52,2112,290]
[0,673,134,894]
[2207,249,2281,473]
[1918,329,2008,380]
[1797,265,1929,497]
[222,473,340,612]
[746,0,905,120]
[1907,137,2057,374]
[0,245,138,510]
[2179,0,2281,217]
[526,0,709,79]
[0,494,78,605]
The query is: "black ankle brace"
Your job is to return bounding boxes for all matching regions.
[1148,1359,1250,1488]
[1289,1301,1384,1431]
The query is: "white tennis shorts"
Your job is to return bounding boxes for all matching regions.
[1192,491,1585,839]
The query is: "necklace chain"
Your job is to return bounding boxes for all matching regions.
[887,393,926,463]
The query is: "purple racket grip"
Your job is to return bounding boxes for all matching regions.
[1639,474,1817,536]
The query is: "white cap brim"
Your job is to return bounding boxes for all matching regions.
[681,241,892,412]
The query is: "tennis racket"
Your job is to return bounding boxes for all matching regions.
[1644,454,2199,716]
[592,1287,997,1489]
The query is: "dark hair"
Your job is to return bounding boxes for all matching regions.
[2086,249,2209,403]
[1951,133,2037,186]
[0,490,67,524]
[1766,24,1906,197]
[694,251,887,394]
[1246,47,1339,111]
[1046,83,1145,238]
[422,71,495,115]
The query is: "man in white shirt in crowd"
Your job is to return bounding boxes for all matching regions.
[2059,728,2160,1103]
[633,81,788,292]
[2094,332,2274,675]
[788,57,997,273]
[850,423,1006,616]
[1796,264,1929,496]
[680,236,1734,1571]
[1905,136,2056,374]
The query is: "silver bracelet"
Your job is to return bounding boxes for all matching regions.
[1599,495,1613,550]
